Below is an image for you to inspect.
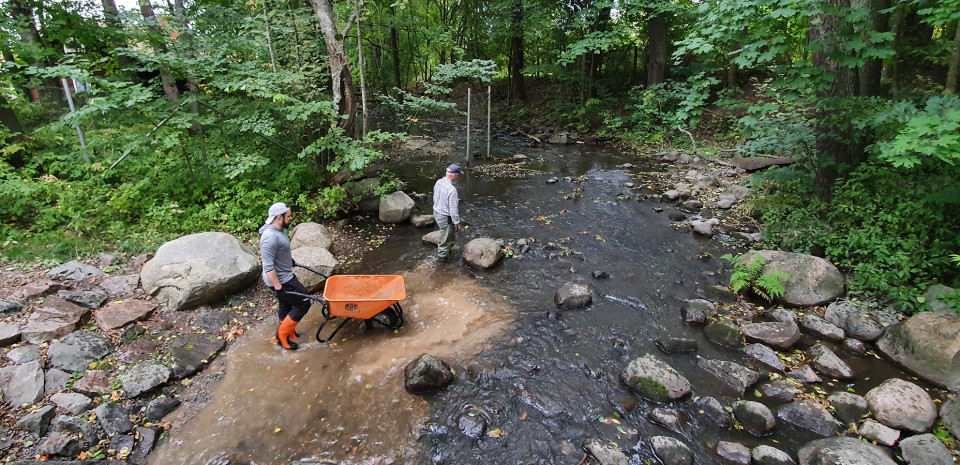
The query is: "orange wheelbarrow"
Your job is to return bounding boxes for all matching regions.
[285,265,406,343]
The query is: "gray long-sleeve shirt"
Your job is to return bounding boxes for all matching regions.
[258,224,294,286]
[432,177,460,225]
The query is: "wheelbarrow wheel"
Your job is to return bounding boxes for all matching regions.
[365,305,403,330]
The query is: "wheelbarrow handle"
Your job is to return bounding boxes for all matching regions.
[294,263,329,279]
[277,290,328,305]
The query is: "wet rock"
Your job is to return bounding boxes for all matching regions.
[734,400,776,436]
[785,365,822,384]
[132,426,158,461]
[741,321,801,349]
[583,438,628,465]
[922,284,959,314]
[742,250,845,306]
[72,370,112,396]
[21,295,89,343]
[0,322,20,347]
[777,400,841,436]
[808,343,853,380]
[717,197,735,209]
[697,359,760,396]
[681,299,716,325]
[47,260,105,281]
[379,191,416,223]
[649,436,693,465]
[0,298,24,315]
[697,285,740,304]
[422,231,442,246]
[141,232,261,311]
[194,307,235,333]
[797,436,895,465]
[109,434,136,457]
[648,407,683,434]
[289,222,333,251]
[655,337,697,354]
[752,445,795,465]
[846,313,884,342]
[291,246,338,293]
[145,396,181,422]
[865,378,936,433]
[841,338,866,355]
[859,419,899,446]
[759,380,802,403]
[463,238,505,270]
[716,441,751,465]
[58,289,108,309]
[876,312,960,389]
[165,333,225,379]
[94,402,133,435]
[899,433,954,465]
[411,215,436,228]
[723,185,750,200]
[44,368,70,394]
[122,361,170,398]
[51,414,100,446]
[695,396,732,428]
[592,270,610,279]
[547,133,569,145]
[117,338,159,365]
[691,220,714,237]
[824,300,856,330]
[770,308,799,325]
[704,321,743,348]
[6,344,40,363]
[458,409,486,438]
[38,431,82,457]
[554,282,592,309]
[681,199,703,211]
[98,274,140,297]
[16,405,55,435]
[546,177,559,184]
[941,397,960,440]
[827,391,868,425]
[800,314,844,342]
[48,330,114,372]
[10,279,63,301]
[50,392,93,414]
[0,360,44,406]
[405,353,455,393]
[620,354,692,402]
[745,343,785,371]
[667,211,686,221]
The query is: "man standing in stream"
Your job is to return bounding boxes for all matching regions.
[433,164,463,260]
[258,202,309,350]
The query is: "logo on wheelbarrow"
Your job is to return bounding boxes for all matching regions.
[345,303,359,313]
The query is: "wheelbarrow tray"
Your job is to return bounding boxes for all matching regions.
[322,275,406,319]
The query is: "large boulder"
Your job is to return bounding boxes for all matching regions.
[797,437,896,465]
[899,433,954,465]
[379,191,415,223]
[289,222,333,251]
[404,353,454,393]
[462,238,505,270]
[291,246,338,293]
[141,232,260,311]
[0,360,44,407]
[876,312,960,389]
[47,330,114,372]
[21,296,89,343]
[865,378,937,433]
[620,354,692,403]
[743,250,845,306]
[346,177,382,213]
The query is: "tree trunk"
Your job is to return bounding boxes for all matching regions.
[947,19,960,94]
[10,0,43,102]
[0,95,23,135]
[508,0,525,101]
[646,14,668,86]
[859,0,890,97]
[139,0,181,101]
[101,0,131,70]
[307,0,359,137]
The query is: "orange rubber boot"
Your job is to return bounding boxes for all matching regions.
[277,316,300,350]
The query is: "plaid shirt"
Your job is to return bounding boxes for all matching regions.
[432,177,460,225]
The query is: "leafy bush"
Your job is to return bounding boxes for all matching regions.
[620,73,718,144]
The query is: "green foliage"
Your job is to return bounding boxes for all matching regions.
[721,253,791,302]
[431,59,498,86]
[619,73,718,143]
[872,96,960,168]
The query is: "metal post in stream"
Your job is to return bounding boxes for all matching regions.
[61,78,90,164]
[466,88,471,159]
[486,85,491,159]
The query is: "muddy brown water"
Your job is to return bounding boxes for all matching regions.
[150,137,912,465]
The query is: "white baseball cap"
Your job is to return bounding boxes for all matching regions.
[265,202,290,225]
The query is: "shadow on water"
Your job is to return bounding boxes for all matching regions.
[151,136,916,465]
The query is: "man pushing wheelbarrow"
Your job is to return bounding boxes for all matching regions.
[259,202,309,351]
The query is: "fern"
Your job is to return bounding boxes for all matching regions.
[722,253,793,302]
[951,254,960,266]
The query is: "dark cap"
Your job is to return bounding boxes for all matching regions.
[446,164,463,174]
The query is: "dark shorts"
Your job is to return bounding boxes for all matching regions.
[276,275,311,322]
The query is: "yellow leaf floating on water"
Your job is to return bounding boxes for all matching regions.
[275,427,282,433]
[487,428,503,438]
[365,384,373,389]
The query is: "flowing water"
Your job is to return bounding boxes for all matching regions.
[150,135,907,465]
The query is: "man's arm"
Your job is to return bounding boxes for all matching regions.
[261,233,282,291]
[448,186,461,226]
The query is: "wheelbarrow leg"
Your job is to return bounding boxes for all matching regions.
[316,316,350,343]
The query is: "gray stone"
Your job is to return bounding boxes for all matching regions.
[716,441,751,465]
[865,378,937,433]
[846,313,884,342]
[463,238,505,270]
[50,414,100,446]
[458,408,486,438]
[98,274,140,297]
[697,359,760,396]
[733,400,776,436]
[15,405,55,435]
[742,250,845,306]
[0,298,24,315]
[717,198,735,209]
[122,362,170,398]
[547,133,569,145]
[695,396,732,428]
[724,185,750,200]
[798,437,896,465]
[0,360,44,406]
[741,321,801,349]
[760,380,802,403]
[648,407,683,434]
[109,434,136,458]
[289,222,333,251]
[827,391,868,425]
[58,289,108,309]
[698,285,739,304]
[379,191,416,223]
[10,279,63,301]
[48,330,114,372]
[923,284,960,315]
[859,419,900,446]
[770,309,798,325]
[808,343,854,380]
[777,400,841,436]
[547,177,559,185]
[94,402,133,435]
[38,431,81,457]
[800,314,845,342]
[44,368,71,394]
[824,300,856,330]
[649,436,693,465]
[752,445,795,465]
[72,369,112,396]
[165,333,224,379]
[404,353,455,393]
[50,392,93,414]
[117,338,159,365]
[704,320,743,347]
[899,433,954,465]
[583,438,628,465]
[681,299,716,325]
[291,246,338,293]
[940,396,960,440]
[745,343,785,371]
[691,220,714,236]
[20,295,89,343]
[132,426,158,460]
[655,337,697,354]
[786,365,822,384]
[140,232,261,311]
[347,177,383,212]
[681,199,703,211]
[194,307,235,333]
[0,322,20,346]
[6,344,40,363]
[145,396,181,422]
[47,260,105,281]
[554,282,592,309]
[876,312,960,389]
[620,354,692,403]
[411,215,436,228]
[422,230,442,246]
[842,338,867,355]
